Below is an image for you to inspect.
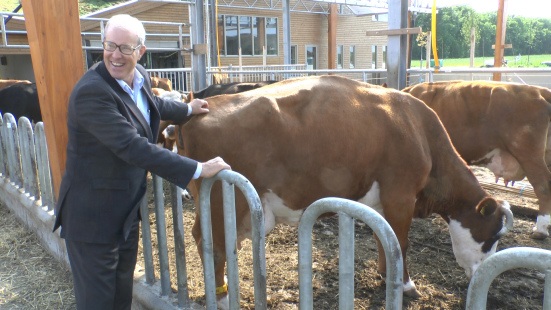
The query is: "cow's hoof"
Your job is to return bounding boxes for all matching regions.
[530,231,549,240]
[216,295,229,310]
[403,287,422,299]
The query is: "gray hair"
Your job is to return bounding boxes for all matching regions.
[104,14,146,46]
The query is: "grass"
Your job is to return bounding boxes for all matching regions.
[413,54,551,68]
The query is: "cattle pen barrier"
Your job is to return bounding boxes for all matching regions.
[2,110,551,309]
[298,197,403,310]
[146,66,551,94]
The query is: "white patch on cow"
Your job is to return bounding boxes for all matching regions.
[357,181,384,216]
[448,219,498,279]
[403,279,417,293]
[181,188,192,200]
[533,214,551,236]
[473,148,524,185]
[261,190,303,235]
[158,90,182,102]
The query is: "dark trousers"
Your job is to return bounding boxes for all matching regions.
[65,220,140,310]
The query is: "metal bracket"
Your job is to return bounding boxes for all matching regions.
[192,43,208,55]
[366,26,422,36]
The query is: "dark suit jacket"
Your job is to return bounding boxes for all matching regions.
[53,62,198,244]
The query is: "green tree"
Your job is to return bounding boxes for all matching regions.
[410,6,551,65]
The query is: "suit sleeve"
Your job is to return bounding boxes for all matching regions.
[153,95,192,123]
[71,77,198,188]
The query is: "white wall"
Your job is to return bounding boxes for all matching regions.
[0,55,35,81]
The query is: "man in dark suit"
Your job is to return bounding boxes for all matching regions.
[53,14,230,309]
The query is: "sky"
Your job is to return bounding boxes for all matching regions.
[436,0,551,19]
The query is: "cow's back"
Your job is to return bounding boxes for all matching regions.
[404,80,551,239]
[182,75,462,208]
[403,80,551,161]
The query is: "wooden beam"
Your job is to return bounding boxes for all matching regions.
[492,44,513,49]
[366,27,422,36]
[20,0,85,200]
[493,0,507,80]
[328,4,338,70]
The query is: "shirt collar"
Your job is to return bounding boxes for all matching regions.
[116,69,145,93]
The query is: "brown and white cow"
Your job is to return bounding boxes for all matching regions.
[403,80,551,239]
[158,81,280,152]
[152,88,184,151]
[150,76,172,92]
[177,75,513,307]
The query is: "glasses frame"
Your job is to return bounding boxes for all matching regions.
[102,41,142,55]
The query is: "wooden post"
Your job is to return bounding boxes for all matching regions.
[328,4,337,70]
[20,0,85,199]
[493,0,507,81]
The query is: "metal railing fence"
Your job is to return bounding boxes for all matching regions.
[147,66,551,95]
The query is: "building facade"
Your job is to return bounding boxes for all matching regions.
[0,0,390,81]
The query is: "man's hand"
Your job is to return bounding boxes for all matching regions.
[200,157,231,178]
[189,98,209,115]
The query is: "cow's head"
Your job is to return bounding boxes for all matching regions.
[447,197,513,278]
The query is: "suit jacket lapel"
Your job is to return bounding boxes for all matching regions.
[95,62,154,141]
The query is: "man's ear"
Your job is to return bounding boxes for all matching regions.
[138,45,147,58]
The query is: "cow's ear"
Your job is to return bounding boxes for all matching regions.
[185,92,194,103]
[477,198,498,216]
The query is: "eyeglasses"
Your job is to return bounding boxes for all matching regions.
[102,41,141,55]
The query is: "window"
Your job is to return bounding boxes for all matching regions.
[239,16,253,55]
[372,14,388,22]
[220,15,278,56]
[291,45,298,64]
[349,45,356,69]
[337,45,343,69]
[266,17,278,55]
[253,17,264,55]
[371,45,377,69]
[225,16,239,55]
[306,45,317,70]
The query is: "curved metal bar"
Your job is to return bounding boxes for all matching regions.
[199,169,266,309]
[298,197,403,310]
[466,247,551,310]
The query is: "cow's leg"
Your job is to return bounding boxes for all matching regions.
[192,213,231,309]
[191,189,253,310]
[191,194,231,310]
[506,130,551,239]
[376,194,419,298]
[522,166,551,239]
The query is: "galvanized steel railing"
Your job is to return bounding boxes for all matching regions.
[298,197,403,310]
[466,247,551,310]
[198,169,267,310]
[0,113,54,210]
[147,66,551,95]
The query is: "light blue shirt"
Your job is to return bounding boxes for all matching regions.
[116,70,202,179]
[116,70,149,124]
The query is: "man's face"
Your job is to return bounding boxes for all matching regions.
[103,25,146,86]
